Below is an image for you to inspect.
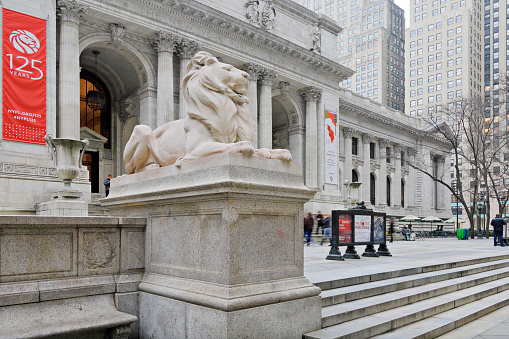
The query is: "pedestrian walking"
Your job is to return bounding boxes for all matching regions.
[315,211,323,235]
[304,212,314,246]
[104,174,112,197]
[491,214,506,247]
[320,213,331,246]
[389,219,395,243]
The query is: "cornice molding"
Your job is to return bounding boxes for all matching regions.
[80,0,353,82]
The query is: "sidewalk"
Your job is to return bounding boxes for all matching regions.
[303,237,509,339]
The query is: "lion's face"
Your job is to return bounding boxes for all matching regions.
[211,62,250,95]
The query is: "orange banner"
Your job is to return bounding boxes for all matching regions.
[2,8,46,144]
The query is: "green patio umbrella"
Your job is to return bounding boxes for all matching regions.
[399,215,422,230]
[421,215,442,232]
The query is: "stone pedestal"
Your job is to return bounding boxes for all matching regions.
[35,190,88,216]
[102,154,321,338]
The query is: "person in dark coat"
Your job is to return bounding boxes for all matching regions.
[491,214,506,247]
[104,174,112,197]
[304,212,314,246]
[320,213,331,246]
[315,212,323,235]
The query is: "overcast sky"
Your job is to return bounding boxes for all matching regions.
[394,0,410,28]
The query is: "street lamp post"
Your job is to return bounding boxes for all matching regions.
[478,192,485,239]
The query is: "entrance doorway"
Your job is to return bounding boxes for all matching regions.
[83,151,99,193]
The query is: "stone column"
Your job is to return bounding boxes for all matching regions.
[241,63,261,148]
[378,139,389,207]
[300,87,322,188]
[393,145,402,208]
[175,38,200,120]
[343,127,355,184]
[258,69,278,149]
[361,133,373,205]
[57,0,87,139]
[406,148,417,208]
[288,126,305,166]
[150,32,177,127]
[317,95,325,189]
[436,155,445,210]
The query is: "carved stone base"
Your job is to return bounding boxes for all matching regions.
[103,154,321,338]
[35,190,88,216]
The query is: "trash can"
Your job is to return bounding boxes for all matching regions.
[457,229,468,240]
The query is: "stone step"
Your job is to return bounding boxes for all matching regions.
[304,276,509,339]
[321,266,509,328]
[371,289,509,339]
[311,254,509,291]
[321,258,509,307]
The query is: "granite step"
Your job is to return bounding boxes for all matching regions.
[311,254,509,291]
[321,266,509,328]
[321,258,509,307]
[304,276,509,339]
[371,289,509,339]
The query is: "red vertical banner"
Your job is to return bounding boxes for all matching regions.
[2,8,46,144]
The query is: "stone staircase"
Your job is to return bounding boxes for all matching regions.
[88,193,111,216]
[304,254,509,339]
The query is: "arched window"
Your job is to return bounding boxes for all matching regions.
[352,169,359,182]
[401,179,405,207]
[80,70,111,148]
[387,177,391,206]
[370,173,376,205]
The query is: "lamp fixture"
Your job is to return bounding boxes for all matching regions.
[86,50,106,110]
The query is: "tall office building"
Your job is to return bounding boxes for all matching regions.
[299,0,405,112]
[405,0,483,119]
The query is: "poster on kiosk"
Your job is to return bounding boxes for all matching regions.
[2,8,47,145]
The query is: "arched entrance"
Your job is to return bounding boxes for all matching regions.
[80,70,111,193]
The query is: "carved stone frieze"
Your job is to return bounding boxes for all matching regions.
[109,23,125,43]
[246,0,276,32]
[0,161,88,181]
[150,32,178,53]
[175,37,200,59]
[57,0,88,24]
[300,86,322,102]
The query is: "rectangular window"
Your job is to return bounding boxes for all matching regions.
[352,137,358,155]
[370,142,375,159]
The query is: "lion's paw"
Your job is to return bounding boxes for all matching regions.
[234,141,255,155]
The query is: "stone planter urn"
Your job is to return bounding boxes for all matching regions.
[45,134,89,190]
[35,135,89,216]
[344,180,362,205]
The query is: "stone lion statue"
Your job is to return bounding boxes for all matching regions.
[123,51,292,173]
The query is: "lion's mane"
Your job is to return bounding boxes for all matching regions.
[182,52,254,144]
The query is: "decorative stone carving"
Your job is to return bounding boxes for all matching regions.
[109,23,125,43]
[240,63,261,81]
[278,81,291,97]
[175,38,200,59]
[123,51,292,173]
[246,0,276,32]
[343,127,355,139]
[56,0,88,24]
[310,23,321,53]
[84,232,116,269]
[393,145,402,159]
[261,0,276,32]
[150,32,177,53]
[245,0,260,24]
[300,86,322,102]
[378,139,389,149]
[361,133,373,144]
[258,68,278,86]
